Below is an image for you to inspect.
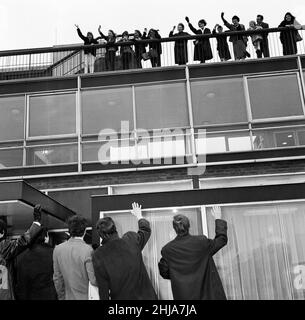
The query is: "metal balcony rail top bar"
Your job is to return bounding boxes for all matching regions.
[0,26,301,57]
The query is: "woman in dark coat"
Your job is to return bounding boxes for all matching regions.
[169,23,190,65]
[212,24,231,61]
[279,12,302,56]
[98,26,118,71]
[185,16,213,63]
[133,29,148,69]
[147,29,162,67]
[158,207,228,300]
[221,13,250,60]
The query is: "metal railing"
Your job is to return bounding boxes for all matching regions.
[0,27,305,80]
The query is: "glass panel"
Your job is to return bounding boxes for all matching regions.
[206,202,305,300]
[0,96,24,141]
[248,74,304,120]
[0,148,23,168]
[252,128,301,149]
[196,131,252,154]
[103,207,203,300]
[191,78,247,125]
[29,93,76,137]
[135,82,189,130]
[26,144,77,165]
[111,181,193,195]
[82,134,191,163]
[82,87,134,135]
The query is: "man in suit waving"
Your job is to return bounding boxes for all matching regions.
[158,206,228,300]
[92,203,157,300]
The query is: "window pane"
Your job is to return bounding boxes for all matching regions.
[196,131,251,154]
[252,128,302,149]
[111,181,193,194]
[26,144,78,165]
[191,78,247,125]
[29,93,76,137]
[0,148,23,168]
[135,83,189,130]
[248,74,304,120]
[0,96,24,141]
[207,202,305,300]
[82,87,134,135]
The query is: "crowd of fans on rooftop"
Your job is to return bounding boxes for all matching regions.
[74,12,305,73]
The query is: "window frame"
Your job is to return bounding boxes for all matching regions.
[26,90,78,140]
[245,72,305,123]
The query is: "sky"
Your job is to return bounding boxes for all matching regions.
[1,0,305,50]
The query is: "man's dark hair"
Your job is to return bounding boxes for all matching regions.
[96,217,117,239]
[232,15,240,22]
[173,215,190,236]
[198,19,207,26]
[257,14,264,20]
[68,216,87,238]
[32,227,48,245]
[0,219,7,239]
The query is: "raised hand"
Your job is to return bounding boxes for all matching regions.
[131,202,143,220]
[75,24,79,29]
[144,28,148,33]
[221,12,225,19]
[211,206,222,220]
[185,16,190,23]
[33,204,42,222]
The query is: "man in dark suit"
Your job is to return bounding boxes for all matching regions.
[256,15,270,58]
[15,228,57,300]
[92,203,157,300]
[158,206,228,300]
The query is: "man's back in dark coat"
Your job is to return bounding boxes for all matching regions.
[15,243,57,300]
[159,219,228,300]
[92,218,157,300]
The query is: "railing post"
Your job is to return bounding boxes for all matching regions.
[297,55,305,103]
[185,65,197,165]
[77,75,82,173]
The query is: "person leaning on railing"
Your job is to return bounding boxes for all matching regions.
[133,28,148,69]
[75,25,101,74]
[256,14,270,58]
[278,12,303,56]
[118,31,135,70]
[212,24,231,61]
[169,23,190,65]
[221,12,250,60]
[98,26,118,71]
[147,29,162,68]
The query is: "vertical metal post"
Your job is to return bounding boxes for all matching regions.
[185,65,197,164]
[297,55,305,103]
[77,76,82,173]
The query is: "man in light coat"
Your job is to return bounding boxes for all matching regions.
[53,216,96,300]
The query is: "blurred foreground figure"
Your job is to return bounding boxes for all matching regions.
[159,206,228,300]
[15,228,57,300]
[0,205,43,300]
[92,202,157,300]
